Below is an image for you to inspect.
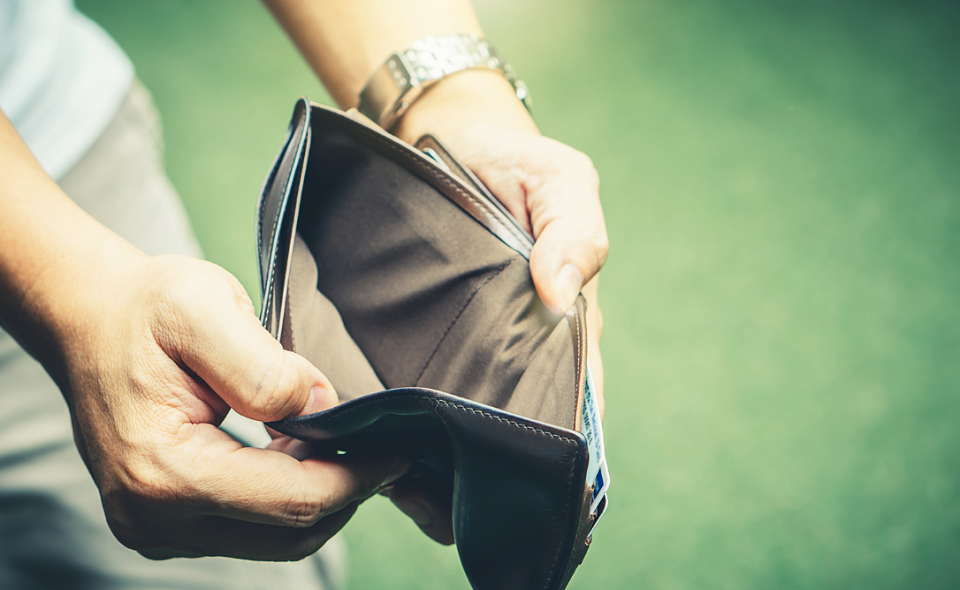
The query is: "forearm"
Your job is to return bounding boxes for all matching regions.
[260,0,537,141]
[265,0,604,341]
[0,110,142,380]
[262,0,482,107]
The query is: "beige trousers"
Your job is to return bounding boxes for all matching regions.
[0,81,344,590]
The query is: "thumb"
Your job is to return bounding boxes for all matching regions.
[157,265,338,422]
[529,218,609,314]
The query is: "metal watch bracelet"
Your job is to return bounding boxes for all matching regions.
[357,34,531,130]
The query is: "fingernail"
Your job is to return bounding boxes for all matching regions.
[299,385,337,416]
[299,389,315,416]
[398,497,433,527]
[554,263,584,313]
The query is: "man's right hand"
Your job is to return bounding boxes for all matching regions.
[53,253,409,560]
[1,106,409,561]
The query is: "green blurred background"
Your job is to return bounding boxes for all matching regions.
[75,0,960,588]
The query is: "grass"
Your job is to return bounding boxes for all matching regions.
[76,1,960,588]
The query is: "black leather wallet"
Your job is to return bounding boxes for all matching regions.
[256,98,607,590]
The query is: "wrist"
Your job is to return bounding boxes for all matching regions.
[0,114,149,389]
[2,208,146,386]
[392,68,538,146]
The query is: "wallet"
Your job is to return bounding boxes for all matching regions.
[256,98,608,590]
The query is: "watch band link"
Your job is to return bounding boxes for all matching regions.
[358,34,531,130]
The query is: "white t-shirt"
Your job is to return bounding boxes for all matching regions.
[0,0,133,180]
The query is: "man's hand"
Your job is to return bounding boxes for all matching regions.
[395,69,608,404]
[439,126,607,410]
[386,69,609,542]
[262,0,609,402]
[1,104,408,561]
[47,255,409,560]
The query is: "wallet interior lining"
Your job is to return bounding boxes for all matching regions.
[280,115,582,432]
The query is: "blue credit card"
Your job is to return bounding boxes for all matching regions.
[582,363,610,516]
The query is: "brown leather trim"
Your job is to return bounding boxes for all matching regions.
[414,134,535,256]
[571,295,588,433]
[258,98,311,335]
[273,124,310,343]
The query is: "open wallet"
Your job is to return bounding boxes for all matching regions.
[256,98,610,590]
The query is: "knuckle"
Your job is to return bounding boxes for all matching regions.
[149,264,222,333]
[576,150,598,177]
[153,260,235,318]
[249,353,301,419]
[593,232,610,264]
[557,148,598,188]
[123,460,171,499]
[283,485,327,528]
[103,460,181,520]
[154,260,209,299]
[586,161,600,188]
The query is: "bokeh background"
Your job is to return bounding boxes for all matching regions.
[75,0,960,588]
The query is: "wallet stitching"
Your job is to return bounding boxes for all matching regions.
[257,131,288,272]
[263,151,297,332]
[265,151,293,293]
[262,122,305,333]
[281,395,578,444]
[284,288,298,353]
[279,395,581,587]
[413,260,511,386]
[434,399,579,590]
[433,399,580,444]
[256,141,280,276]
[571,307,583,403]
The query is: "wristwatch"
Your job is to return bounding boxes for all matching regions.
[357,34,531,130]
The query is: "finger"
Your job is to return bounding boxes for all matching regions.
[384,484,455,545]
[140,503,360,561]
[264,435,326,461]
[168,424,409,528]
[528,210,608,315]
[156,262,339,422]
